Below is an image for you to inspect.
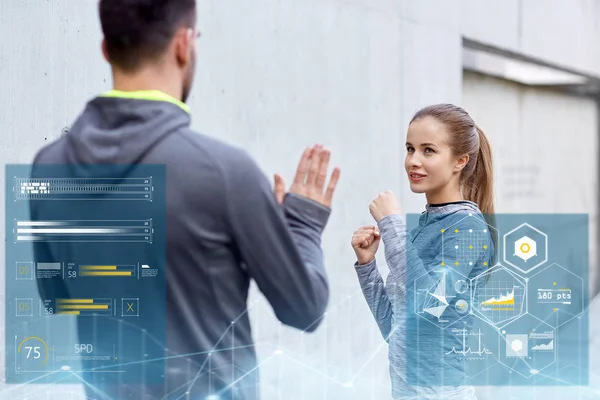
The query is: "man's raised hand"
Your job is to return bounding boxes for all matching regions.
[274,144,340,207]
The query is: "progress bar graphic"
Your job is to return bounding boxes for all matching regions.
[79,265,136,277]
[14,177,153,201]
[14,220,152,243]
[56,298,113,316]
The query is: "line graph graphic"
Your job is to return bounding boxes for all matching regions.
[473,266,526,327]
[529,331,555,352]
[443,322,501,379]
[480,287,515,309]
[531,340,554,351]
[446,329,493,359]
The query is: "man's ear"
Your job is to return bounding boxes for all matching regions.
[455,154,469,172]
[174,28,193,67]
[101,39,109,63]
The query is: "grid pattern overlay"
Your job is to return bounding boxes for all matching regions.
[442,229,490,269]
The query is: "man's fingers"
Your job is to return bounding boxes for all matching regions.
[315,148,330,190]
[324,167,340,206]
[293,147,313,185]
[306,145,322,186]
[273,173,286,204]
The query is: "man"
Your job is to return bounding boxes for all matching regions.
[31,0,340,398]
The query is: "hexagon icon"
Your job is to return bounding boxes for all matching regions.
[527,263,585,328]
[471,264,526,328]
[514,236,536,261]
[503,223,548,274]
[414,268,471,330]
[509,336,524,353]
[442,317,501,380]
[498,313,556,379]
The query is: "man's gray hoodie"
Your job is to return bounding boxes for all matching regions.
[31,91,330,399]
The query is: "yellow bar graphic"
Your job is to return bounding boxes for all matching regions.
[80,271,132,276]
[80,265,117,270]
[57,304,109,310]
[57,311,81,315]
[56,299,94,304]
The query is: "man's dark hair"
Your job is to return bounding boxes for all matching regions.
[99,0,196,72]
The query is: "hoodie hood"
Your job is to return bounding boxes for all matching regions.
[63,90,191,177]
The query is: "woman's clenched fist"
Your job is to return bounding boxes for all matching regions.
[351,225,381,265]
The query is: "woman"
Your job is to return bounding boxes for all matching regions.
[352,104,496,399]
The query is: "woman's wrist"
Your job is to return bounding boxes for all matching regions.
[356,257,375,266]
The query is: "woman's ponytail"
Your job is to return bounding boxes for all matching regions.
[465,125,497,263]
[463,125,494,217]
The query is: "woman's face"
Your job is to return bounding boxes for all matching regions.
[404,117,464,196]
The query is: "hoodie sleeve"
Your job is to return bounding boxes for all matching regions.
[223,151,329,332]
[354,259,393,341]
[378,213,492,298]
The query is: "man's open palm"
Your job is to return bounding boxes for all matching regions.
[274,144,340,208]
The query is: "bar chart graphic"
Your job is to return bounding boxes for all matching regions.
[79,265,136,277]
[55,298,113,316]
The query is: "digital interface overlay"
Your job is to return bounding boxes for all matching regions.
[405,213,589,387]
[5,164,166,386]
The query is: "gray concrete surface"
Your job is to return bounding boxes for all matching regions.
[461,0,600,76]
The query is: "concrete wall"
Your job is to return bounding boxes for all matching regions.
[461,0,600,76]
[0,0,599,399]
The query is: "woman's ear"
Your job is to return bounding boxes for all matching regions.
[455,154,469,172]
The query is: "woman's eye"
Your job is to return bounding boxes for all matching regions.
[406,147,414,153]
[425,147,435,154]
